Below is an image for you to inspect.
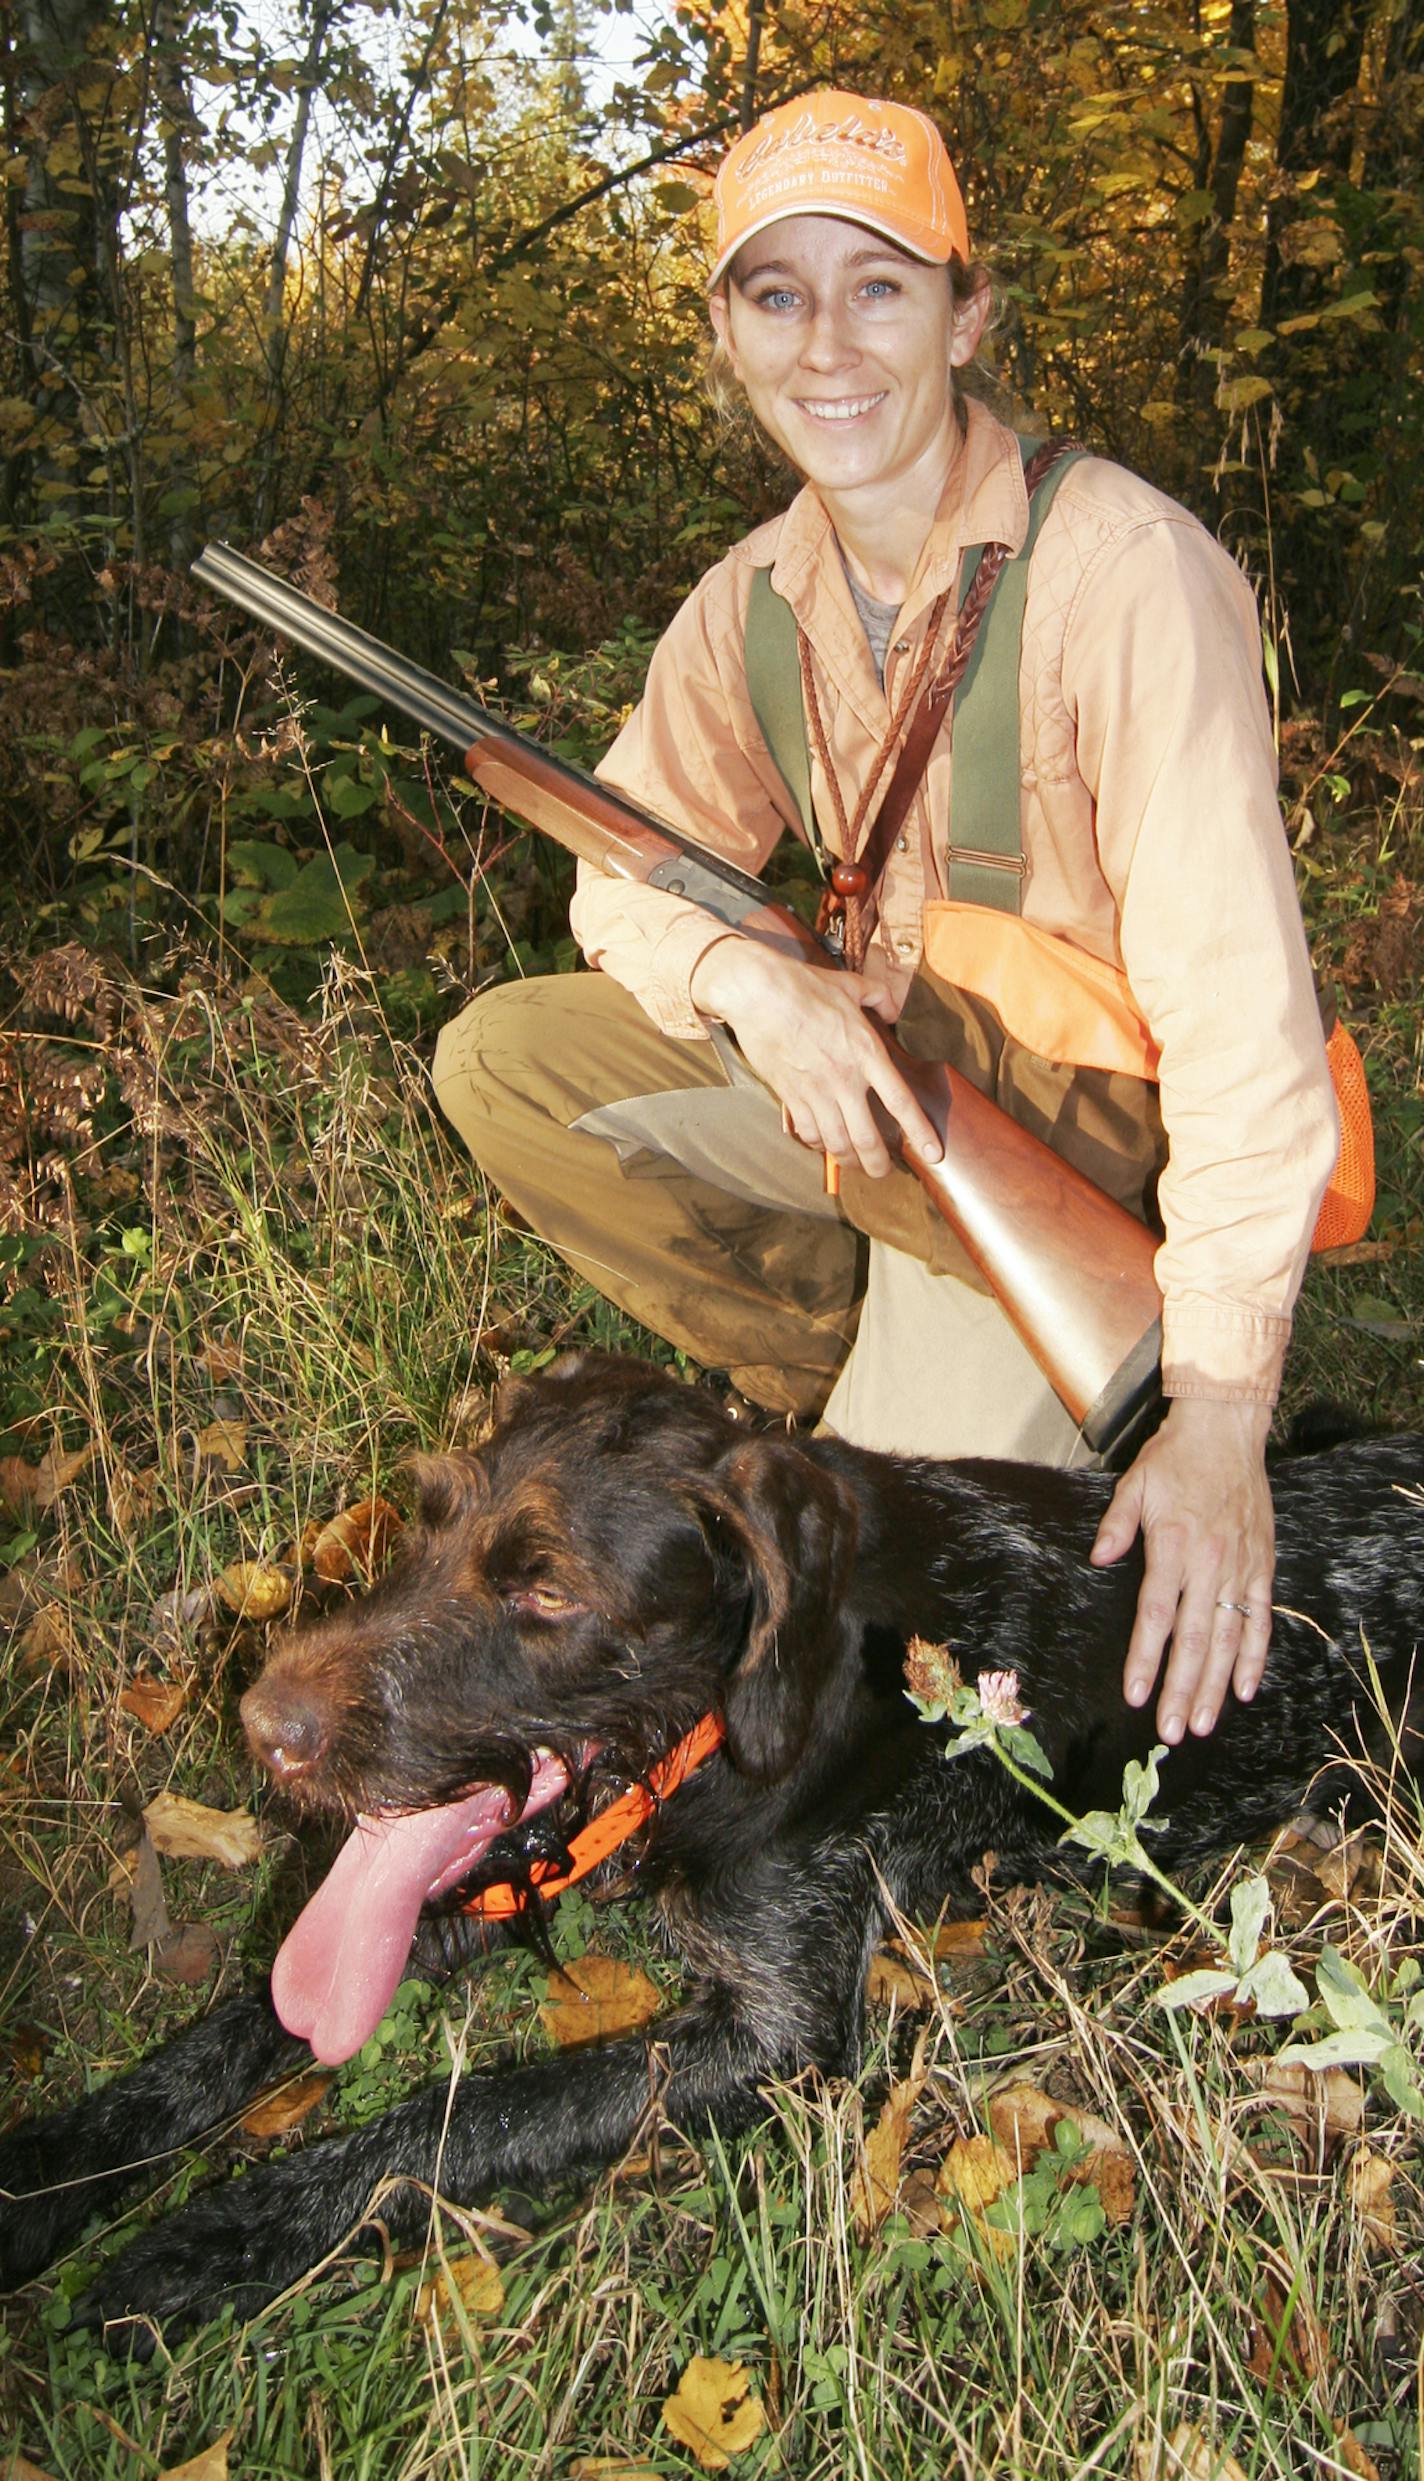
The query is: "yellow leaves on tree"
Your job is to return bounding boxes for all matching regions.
[661,2358,765,2471]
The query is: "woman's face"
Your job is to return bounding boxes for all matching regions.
[708,215,985,501]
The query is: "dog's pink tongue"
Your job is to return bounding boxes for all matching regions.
[272,1756,570,2064]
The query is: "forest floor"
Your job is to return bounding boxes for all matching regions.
[0,753,1421,2479]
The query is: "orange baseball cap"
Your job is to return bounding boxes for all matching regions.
[710,92,969,287]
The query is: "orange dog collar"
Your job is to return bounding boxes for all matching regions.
[461,1710,726,1921]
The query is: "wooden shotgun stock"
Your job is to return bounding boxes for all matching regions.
[192,542,1164,1463]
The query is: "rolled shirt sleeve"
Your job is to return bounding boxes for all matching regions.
[1063,510,1339,1401]
[574,552,795,1041]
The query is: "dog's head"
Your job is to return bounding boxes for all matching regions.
[241,1352,860,1819]
[242,1354,863,2064]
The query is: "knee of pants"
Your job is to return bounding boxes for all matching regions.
[431,983,545,1160]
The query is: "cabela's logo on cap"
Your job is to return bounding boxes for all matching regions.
[708,90,970,284]
[736,108,910,183]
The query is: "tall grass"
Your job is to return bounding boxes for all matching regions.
[1,800,1421,2477]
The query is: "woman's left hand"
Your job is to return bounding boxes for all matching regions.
[1090,1397,1275,1743]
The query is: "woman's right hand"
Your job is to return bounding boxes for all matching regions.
[688,937,943,1179]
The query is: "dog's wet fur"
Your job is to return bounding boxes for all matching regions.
[2,1352,1420,2344]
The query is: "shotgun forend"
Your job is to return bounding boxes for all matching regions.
[192,541,1164,1463]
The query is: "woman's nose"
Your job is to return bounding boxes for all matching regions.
[799,300,857,370]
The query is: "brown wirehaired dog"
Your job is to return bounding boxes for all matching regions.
[2,1352,1420,2345]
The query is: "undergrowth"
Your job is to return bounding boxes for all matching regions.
[0,702,1421,2476]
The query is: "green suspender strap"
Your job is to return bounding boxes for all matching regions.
[744,561,825,869]
[743,435,1085,906]
[947,434,1083,912]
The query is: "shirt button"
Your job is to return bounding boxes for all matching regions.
[895,834,908,852]
[893,639,911,653]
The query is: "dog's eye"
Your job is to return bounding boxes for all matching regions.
[506,1584,582,1619]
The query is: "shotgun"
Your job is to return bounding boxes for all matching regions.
[192,541,1164,1463]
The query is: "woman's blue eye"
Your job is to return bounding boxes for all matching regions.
[756,287,799,312]
[862,279,898,299]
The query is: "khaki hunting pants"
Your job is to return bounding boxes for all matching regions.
[430,970,1164,1462]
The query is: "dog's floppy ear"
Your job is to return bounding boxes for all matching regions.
[705,1435,858,1784]
[406,1450,488,1532]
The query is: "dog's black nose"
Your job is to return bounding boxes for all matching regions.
[240,1683,330,1777]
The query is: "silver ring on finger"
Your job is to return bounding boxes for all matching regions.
[1215,1598,1255,1617]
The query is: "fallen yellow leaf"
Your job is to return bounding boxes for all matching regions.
[240,2069,332,2138]
[108,1461,160,1534]
[866,1949,935,2010]
[539,1956,662,2050]
[1314,1830,1382,1903]
[1160,2426,1250,2481]
[311,1497,403,1584]
[143,1791,260,1868]
[1348,2147,1398,2252]
[157,2435,232,2481]
[1335,2424,1384,2481]
[922,1919,987,1958]
[1247,2273,1331,2385]
[987,2081,1136,2225]
[851,2064,926,2235]
[198,1339,243,1383]
[1245,2056,1364,2144]
[192,1420,247,1474]
[3,2453,61,2481]
[120,1676,189,1735]
[415,2250,505,2331]
[18,1603,78,1672]
[939,2132,1016,2215]
[936,2133,1017,2261]
[662,2357,765,2471]
[214,1560,292,1621]
[0,1441,93,1515]
[568,2462,666,2480]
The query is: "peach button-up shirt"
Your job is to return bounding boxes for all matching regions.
[572,400,1338,1404]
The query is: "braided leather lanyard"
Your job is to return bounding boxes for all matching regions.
[799,439,1080,975]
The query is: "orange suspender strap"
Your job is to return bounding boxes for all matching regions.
[461,1710,726,1921]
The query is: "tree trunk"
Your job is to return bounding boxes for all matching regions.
[1259,0,1370,328]
[254,0,344,537]
[14,0,111,487]
[1176,0,1256,409]
[152,0,200,572]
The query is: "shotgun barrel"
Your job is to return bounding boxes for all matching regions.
[192,542,1164,1462]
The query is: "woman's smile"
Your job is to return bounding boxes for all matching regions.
[795,391,890,423]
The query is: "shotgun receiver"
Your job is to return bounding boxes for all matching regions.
[192,541,1164,1462]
